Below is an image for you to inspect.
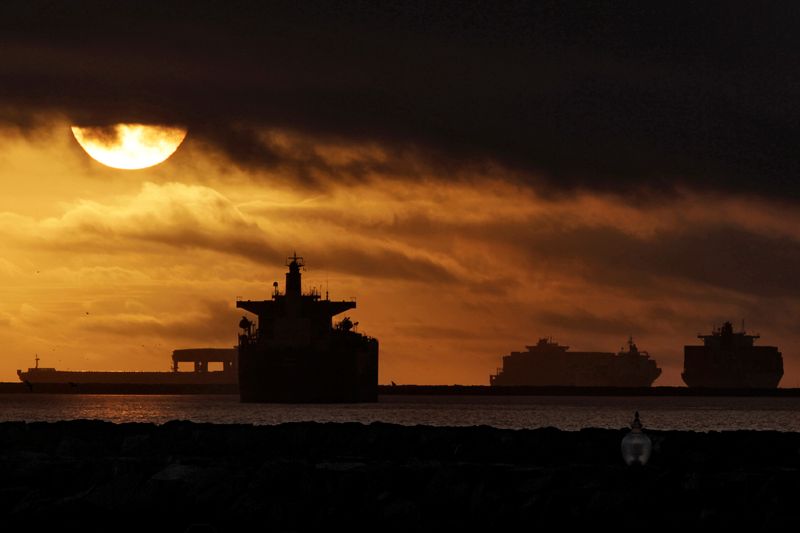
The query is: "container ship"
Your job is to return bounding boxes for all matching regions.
[16,348,238,387]
[490,337,662,387]
[236,254,379,403]
[682,322,783,388]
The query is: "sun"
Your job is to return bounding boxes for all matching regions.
[71,124,187,170]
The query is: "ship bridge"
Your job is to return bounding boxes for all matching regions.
[236,254,356,344]
[171,348,237,373]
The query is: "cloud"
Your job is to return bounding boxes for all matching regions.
[392,323,485,340]
[2,181,463,283]
[239,182,800,301]
[7,176,800,303]
[25,181,280,262]
[4,170,800,383]
[1,2,800,198]
[80,300,240,343]
[534,308,647,338]
[507,224,800,299]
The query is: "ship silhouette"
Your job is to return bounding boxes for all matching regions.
[490,337,661,387]
[16,349,238,386]
[682,321,783,388]
[236,254,379,403]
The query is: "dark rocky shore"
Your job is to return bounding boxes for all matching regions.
[2,421,799,531]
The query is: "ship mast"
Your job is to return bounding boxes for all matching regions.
[285,253,304,297]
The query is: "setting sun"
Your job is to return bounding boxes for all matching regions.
[71,124,187,170]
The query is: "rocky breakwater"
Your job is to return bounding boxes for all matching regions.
[1,421,800,531]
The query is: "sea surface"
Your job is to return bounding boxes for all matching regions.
[2,394,800,431]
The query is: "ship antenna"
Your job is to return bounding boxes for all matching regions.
[35,353,39,369]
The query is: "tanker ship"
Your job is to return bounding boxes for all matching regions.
[17,348,238,386]
[682,322,783,388]
[490,337,661,387]
[236,254,379,403]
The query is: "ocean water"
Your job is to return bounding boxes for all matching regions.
[2,394,800,431]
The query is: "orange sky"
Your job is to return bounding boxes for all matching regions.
[1,120,800,386]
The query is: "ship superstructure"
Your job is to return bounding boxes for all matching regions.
[682,322,783,388]
[236,254,379,403]
[490,337,661,387]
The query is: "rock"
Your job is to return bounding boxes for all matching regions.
[3,420,800,530]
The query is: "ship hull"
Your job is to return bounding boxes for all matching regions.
[490,370,661,387]
[238,335,379,403]
[682,345,783,388]
[490,355,661,387]
[682,374,782,388]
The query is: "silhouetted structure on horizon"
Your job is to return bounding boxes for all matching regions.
[683,321,783,388]
[490,337,661,387]
[236,253,379,403]
[16,348,238,385]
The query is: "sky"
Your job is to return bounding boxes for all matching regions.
[2,1,800,385]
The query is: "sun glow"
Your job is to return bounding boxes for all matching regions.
[71,124,187,170]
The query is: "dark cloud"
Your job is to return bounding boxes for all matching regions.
[534,308,647,338]
[298,203,800,299]
[84,300,240,343]
[308,247,459,284]
[12,181,460,284]
[392,324,484,340]
[239,201,800,300]
[2,1,800,197]
[514,224,800,299]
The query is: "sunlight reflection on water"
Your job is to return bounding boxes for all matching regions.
[2,394,800,431]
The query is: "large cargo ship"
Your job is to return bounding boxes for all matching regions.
[490,337,661,387]
[236,254,379,403]
[682,322,783,388]
[16,348,238,385]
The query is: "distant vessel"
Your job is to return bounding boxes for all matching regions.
[490,337,662,387]
[16,349,238,385]
[682,322,783,388]
[236,254,379,403]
